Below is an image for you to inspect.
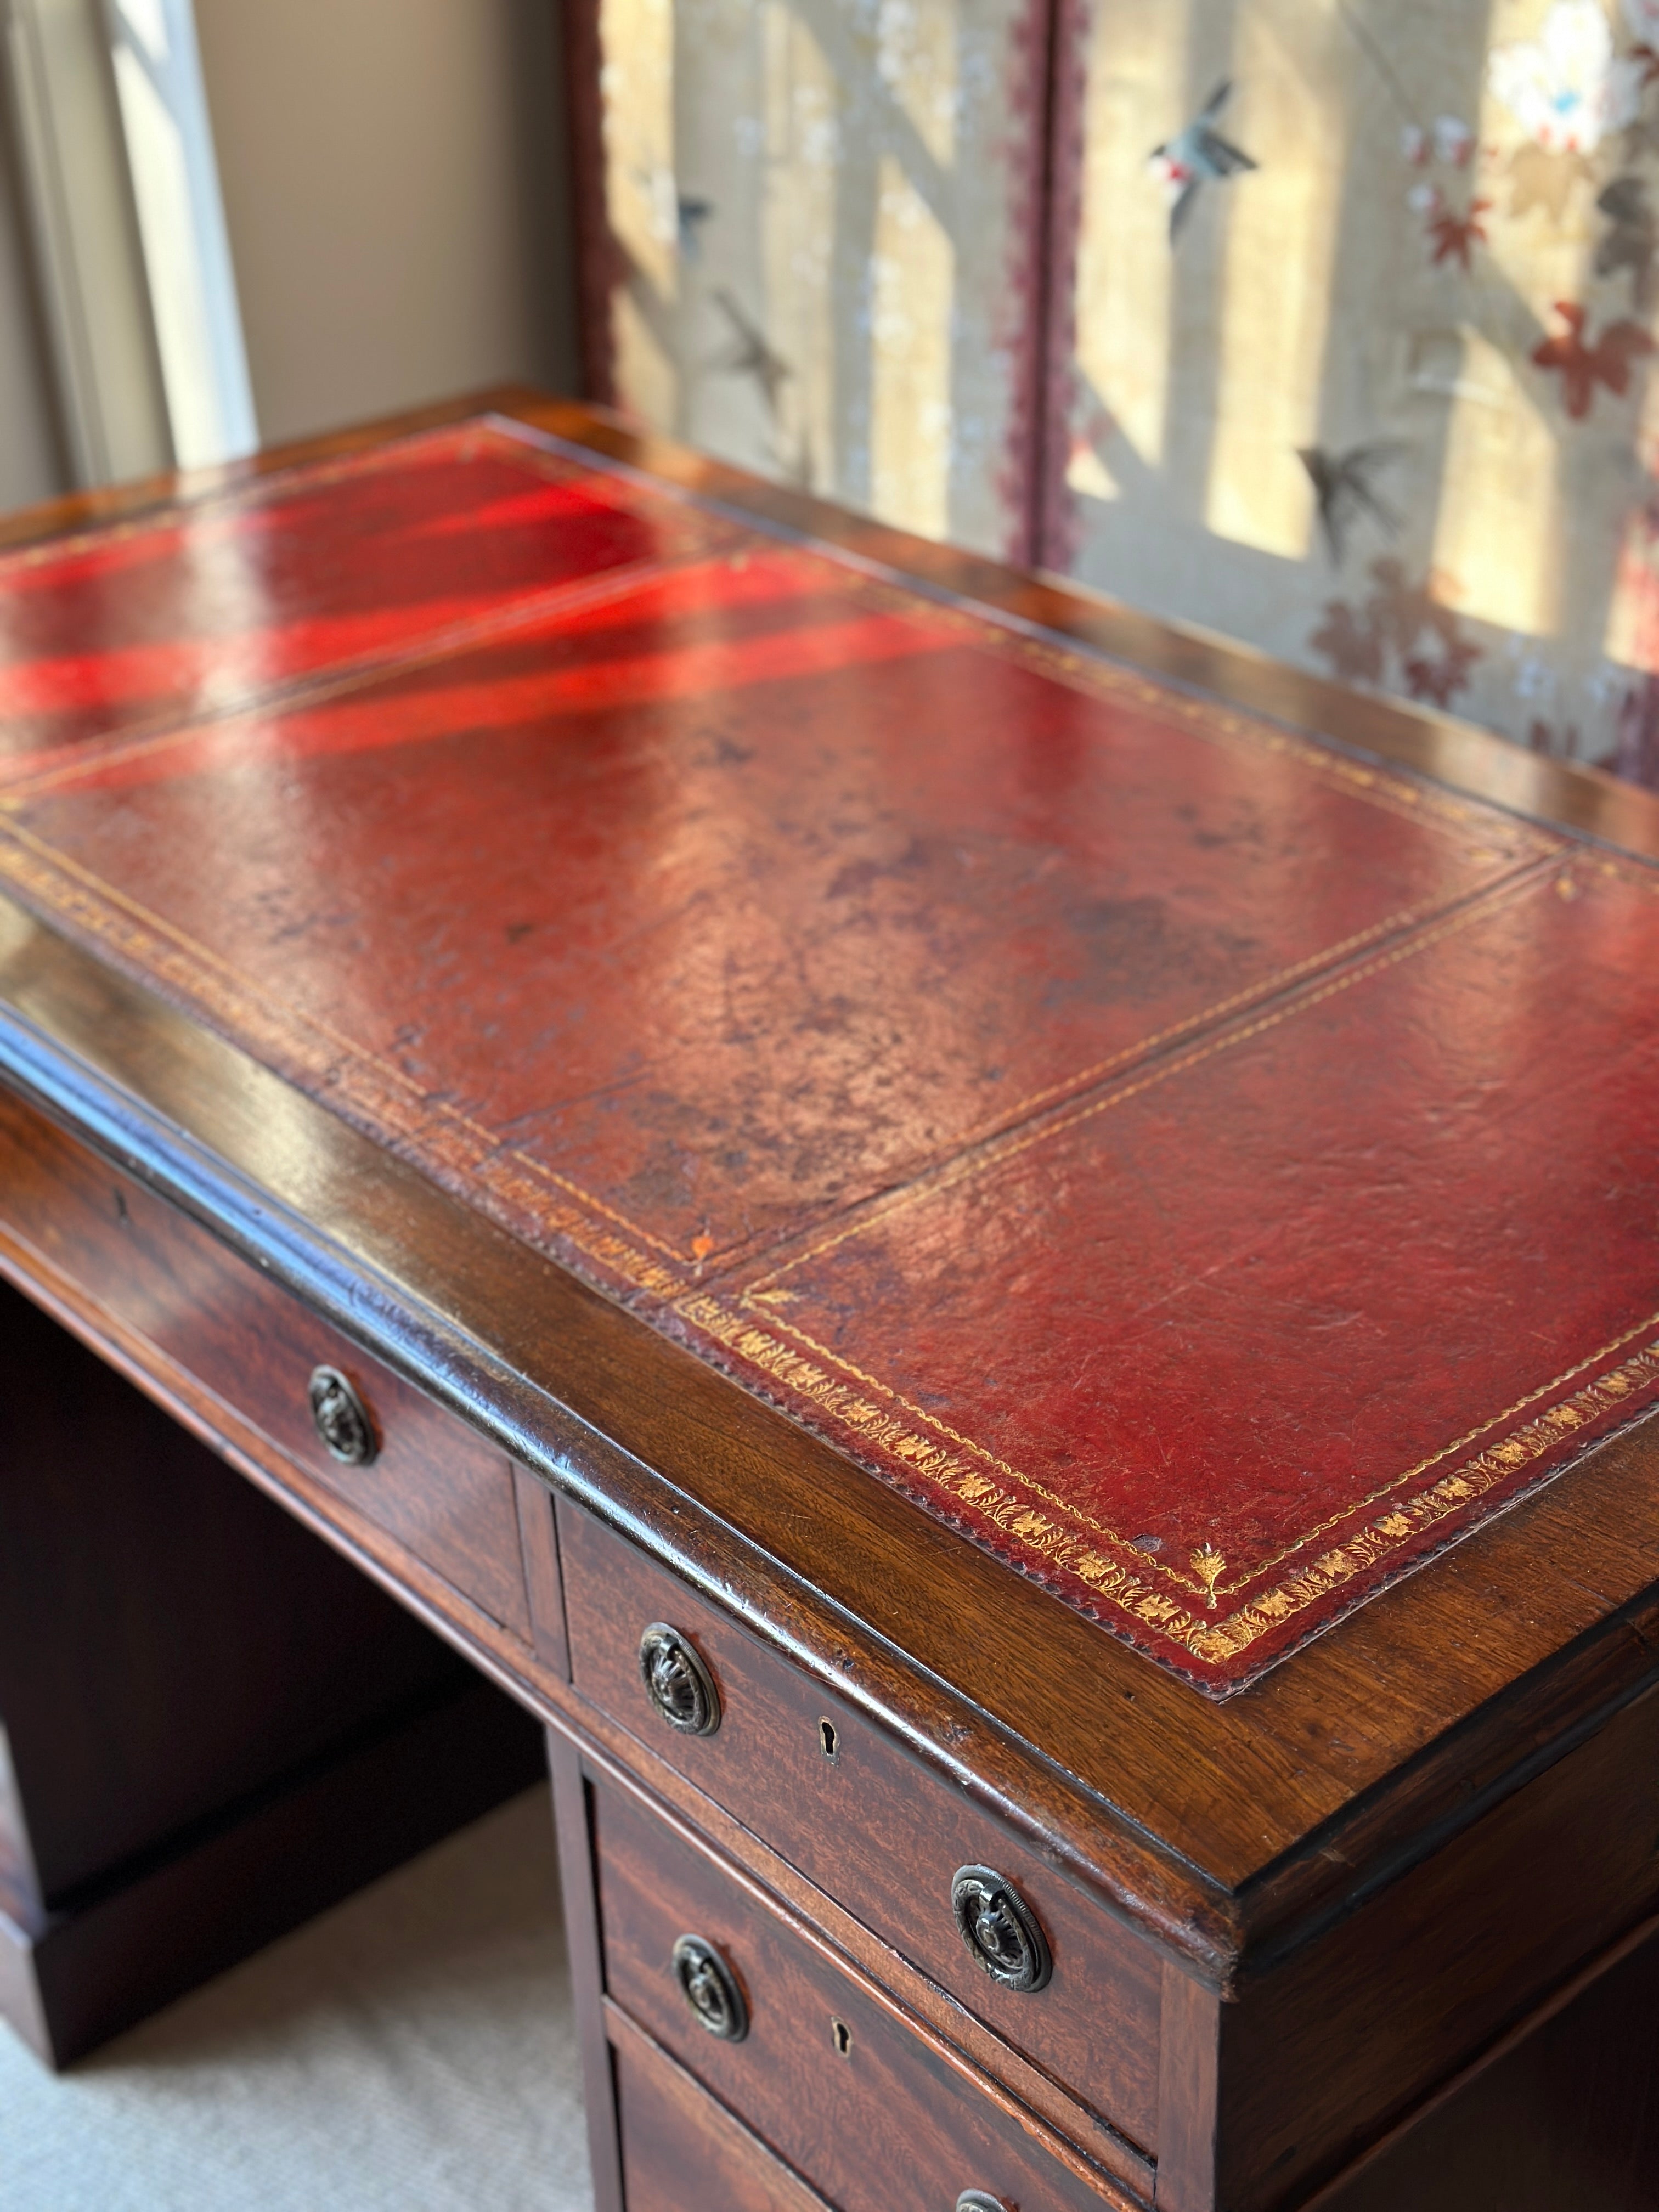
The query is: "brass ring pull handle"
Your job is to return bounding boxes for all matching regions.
[672,1933,748,2041]
[639,1622,722,1736]
[956,2195,1012,2212]
[307,1365,377,1466]
[950,1864,1053,1993]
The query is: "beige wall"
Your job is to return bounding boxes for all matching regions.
[194,0,578,446]
[0,127,67,513]
[0,0,577,518]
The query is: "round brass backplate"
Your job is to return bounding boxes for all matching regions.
[672,1933,748,2041]
[638,1622,721,1736]
[307,1365,377,1466]
[950,1864,1052,1993]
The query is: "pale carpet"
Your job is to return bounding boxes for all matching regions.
[0,1791,594,2211]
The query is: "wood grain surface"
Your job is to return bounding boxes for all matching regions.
[0,1085,532,1639]
[561,1497,1162,2145]
[610,2004,834,2212]
[1306,1917,1659,2212]
[0,1276,545,2064]
[592,1768,1135,2209]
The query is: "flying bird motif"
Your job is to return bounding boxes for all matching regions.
[677,193,714,261]
[710,290,792,418]
[1595,177,1657,311]
[1404,635,1484,708]
[1297,441,1404,566]
[1149,81,1259,242]
[1310,600,1385,686]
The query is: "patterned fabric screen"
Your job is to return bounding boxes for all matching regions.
[573,0,1659,788]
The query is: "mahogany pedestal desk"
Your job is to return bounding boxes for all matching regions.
[2,392,1659,2212]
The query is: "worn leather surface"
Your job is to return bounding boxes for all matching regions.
[2,416,1655,1691]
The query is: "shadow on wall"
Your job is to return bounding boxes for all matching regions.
[581,0,1659,789]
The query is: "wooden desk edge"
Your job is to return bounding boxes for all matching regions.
[4,894,1657,1991]
[2,396,1657,1997]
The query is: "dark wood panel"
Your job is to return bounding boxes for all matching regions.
[562,1497,1161,2145]
[611,2004,833,2212]
[0,1084,531,1639]
[550,1712,1155,2198]
[0,1272,546,2064]
[6,1672,545,2069]
[1156,1962,1222,2212]
[1219,1683,1659,2211]
[592,1770,1130,2212]
[547,1731,625,2212]
[0,1274,462,1900]
[516,1468,570,1679]
[1307,1918,1659,2212]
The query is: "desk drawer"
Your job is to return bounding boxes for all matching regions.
[0,1084,531,1640]
[561,1500,1160,2147]
[595,1772,1117,2212]
[612,2007,832,2211]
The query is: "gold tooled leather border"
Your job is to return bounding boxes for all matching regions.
[0,493,1642,1675]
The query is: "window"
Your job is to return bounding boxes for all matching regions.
[5,0,253,481]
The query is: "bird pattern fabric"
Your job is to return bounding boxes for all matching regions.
[585,0,1659,789]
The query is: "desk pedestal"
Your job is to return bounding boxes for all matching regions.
[0,1279,544,2067]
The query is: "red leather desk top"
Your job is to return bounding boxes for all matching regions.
[2,416,1655,1692]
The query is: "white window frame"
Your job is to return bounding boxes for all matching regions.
[4,0,256,484]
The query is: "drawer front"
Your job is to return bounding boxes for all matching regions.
[595,1773,1117,2212]
[612,2008,832,2212]
[0,1084,531,1639]
[566,1504,1159,2141]
[561,1500,1160,2145]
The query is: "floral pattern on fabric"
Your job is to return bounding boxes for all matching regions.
[1488,0,1643,151]
[588,0,1659,789]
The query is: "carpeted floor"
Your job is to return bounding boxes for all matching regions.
[0,1791,595,2210]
